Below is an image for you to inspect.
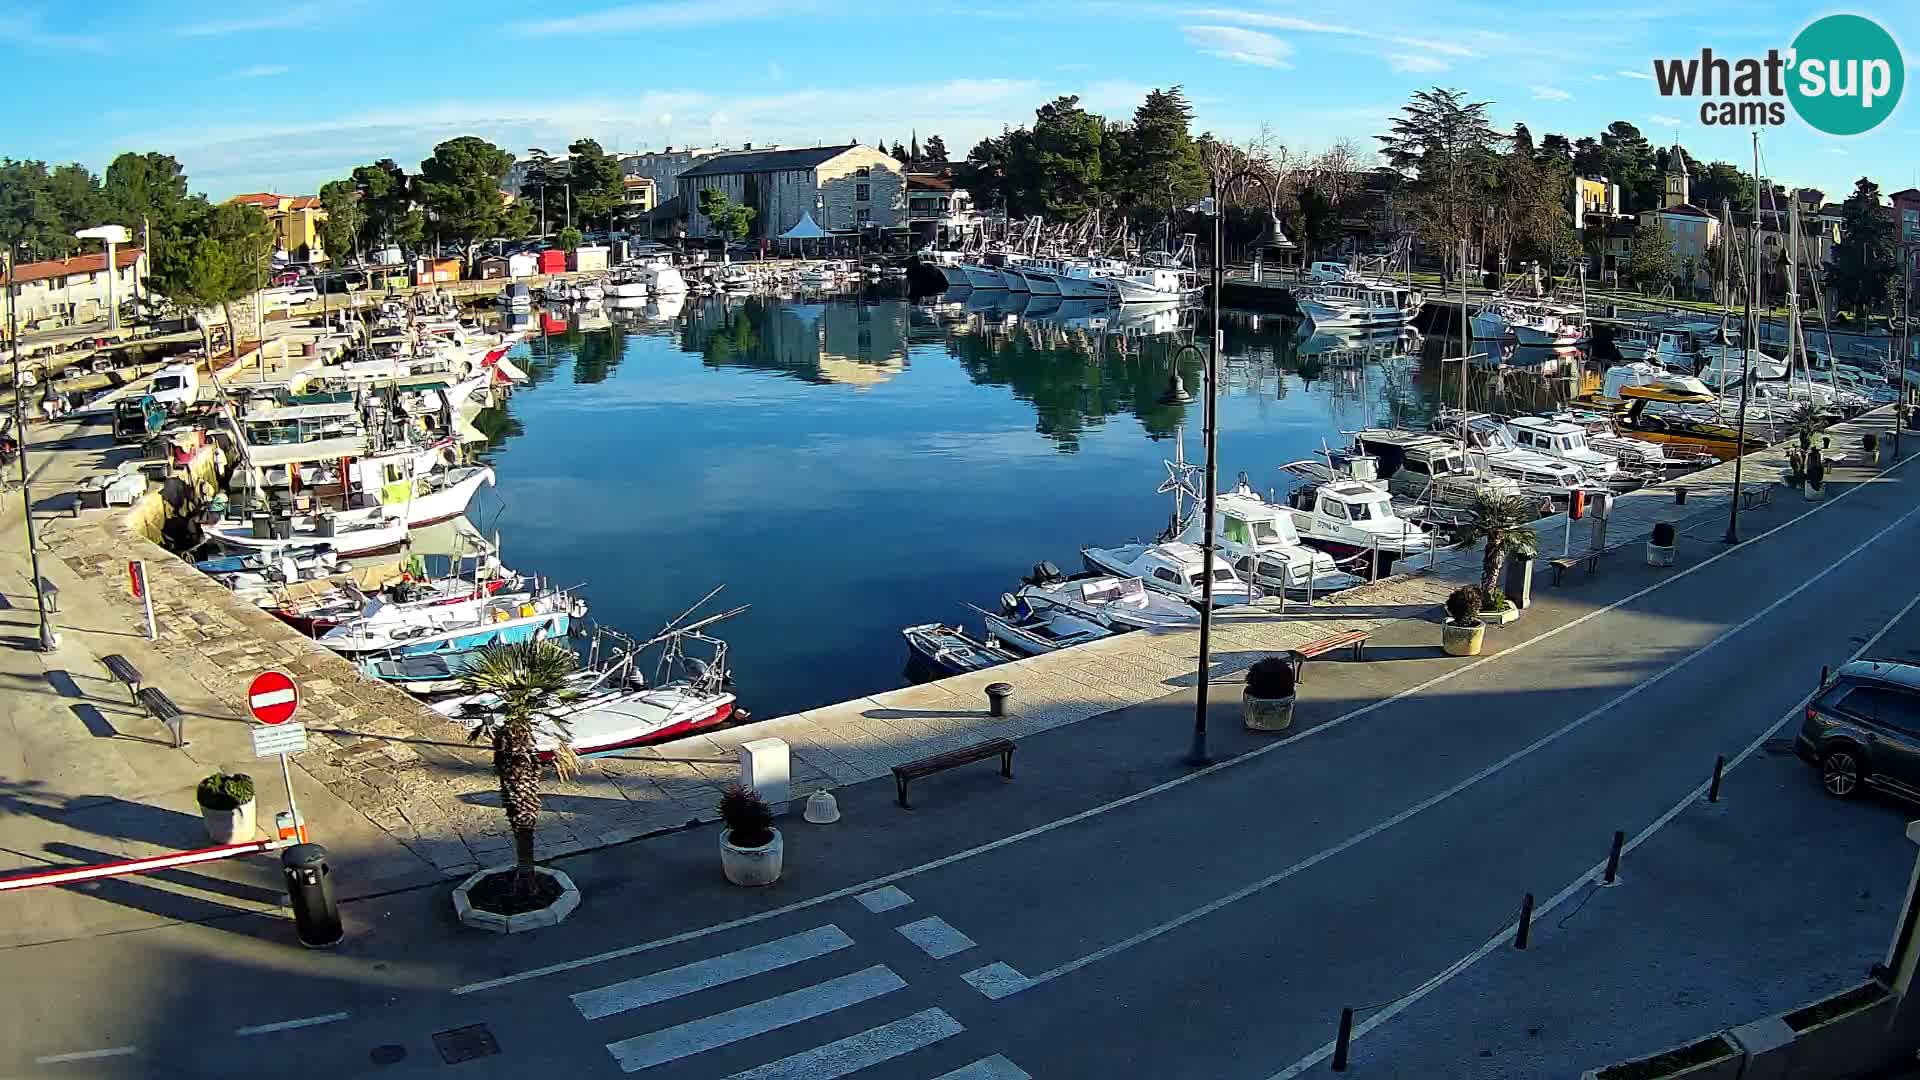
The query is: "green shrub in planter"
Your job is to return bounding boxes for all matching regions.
[196,772,255,811]
[1246,656,1296,699]
[1445,586,1483,626]
[1652,522,1677,546]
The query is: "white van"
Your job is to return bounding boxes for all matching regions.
[148,363,200,412]
[1309,260,1353,283]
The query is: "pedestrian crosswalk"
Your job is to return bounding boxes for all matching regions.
[569,901,1030,1078]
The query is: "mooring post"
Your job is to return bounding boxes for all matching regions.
[1331,1007,1354,1072]
[1708,754,1726,803]
[1603,830,1625,885]
[1515,892,1535,950]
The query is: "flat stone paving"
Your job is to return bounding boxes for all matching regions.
[33,398,1884,883]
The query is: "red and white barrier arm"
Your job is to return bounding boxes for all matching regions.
[0,838,293,892]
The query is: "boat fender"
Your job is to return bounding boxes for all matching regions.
[570,599,590,619]
[1000,592,1018,614]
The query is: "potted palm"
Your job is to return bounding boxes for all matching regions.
[449,641,584,933]
[196,772,256,843]
[1789,402,1821,454]
[1647,521,1678,567]
[719,785,783,886]
[1441,586,1485,656]
[1242,656,1297,732]
[1462,491,1537,625]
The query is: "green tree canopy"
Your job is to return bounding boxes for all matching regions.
[566,138,624,232]
[1626,218,1676,294]
[317,180,365,264]
[697,188,755,241]
[350,159,414,254]
[1378,87,1503,279]
[414,136,517,266]
[1827,177,1898,319]
[922,134,949,166]
[156,201,272,351]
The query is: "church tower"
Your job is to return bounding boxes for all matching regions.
[1664,143,1690,209]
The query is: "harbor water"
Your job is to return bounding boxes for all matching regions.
[470,291,1588,721]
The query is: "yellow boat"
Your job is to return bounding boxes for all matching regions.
[1603,377,1769,461]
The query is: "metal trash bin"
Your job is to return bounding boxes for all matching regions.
[281,843,343,948]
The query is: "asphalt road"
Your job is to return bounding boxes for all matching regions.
[6,454,1920,1079]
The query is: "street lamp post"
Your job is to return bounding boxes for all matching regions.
[2,248,55,652]
[1724,179,1758,544]
[1189,167,1291,766]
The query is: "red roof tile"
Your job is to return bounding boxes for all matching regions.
[3,248,144,287]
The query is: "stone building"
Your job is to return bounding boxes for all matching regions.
[676,145,904,242]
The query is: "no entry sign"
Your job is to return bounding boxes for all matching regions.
[247,670,300,725]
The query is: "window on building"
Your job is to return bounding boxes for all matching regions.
[857,208,872,226]
[856,184,870,202]
[855,167,870,179]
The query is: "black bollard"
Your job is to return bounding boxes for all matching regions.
[1515,893,1535,950]
[1708,755,1726,803]
[985,682,1013,719]
[1331,1007,1355,1072]
[1603,830,1625,886]
[1821,665,1830,687]
[282,843,344,948]
[1675,486,1688,505]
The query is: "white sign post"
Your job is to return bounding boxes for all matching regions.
[248,670,304,846]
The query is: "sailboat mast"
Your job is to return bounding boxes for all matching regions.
[1457,238,1469,456]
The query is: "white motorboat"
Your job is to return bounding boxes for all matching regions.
[978,601,1110,656]
[1472,301,1583,347]
[1301,281,1421,328]
[1081,541,1256,608]
[1534,409,1684,472]
[632,261,688,296]
[1011,562,1197,631]
[1346,429,1530,523]
[1053,259,1121,300]
[1503,415,1623,482]
[1099,265,1204,305]
[606,277,649,299]
[320,587,583,657]
[1431,413,1588,499]
[1276,475,1437,568]
[209,504,409,558]
[1184,488,1364,596]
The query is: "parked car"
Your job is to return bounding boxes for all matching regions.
[1797,660,1920,801]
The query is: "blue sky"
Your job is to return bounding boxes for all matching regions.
[4,0,1916,201]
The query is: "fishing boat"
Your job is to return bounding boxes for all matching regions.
[1502,416,1626,483]
[1011,562,1197,631]
[1472,300,1583,347]
[1183,487,1364,596]
[319,587,584,656]
[903,623,1019,678]
[1431,412,1589,499]
[196,544,338,582]
[1301,281,1421,329]
[1344,430,1534,527]
[1275,473,1437,568]
[977,600,1111,656]
[1099,264,1204,305]
[1081,541,1256,608]
[360,649,489,694]
[207,504,409,558]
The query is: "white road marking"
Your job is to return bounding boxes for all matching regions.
[935,1055,1035,1080]
[896,915,976,959]
[994,498,1920,996]
[34,1047,136,1064]
[573,925,854,1020]
[233,1011,350,1036]
[961,962,1030,1000]
[604,964,905,1073]
[453,441,1911,996]
[723,1007,963,1080]
[1264,581,1920,1079]
[854,885,913,913]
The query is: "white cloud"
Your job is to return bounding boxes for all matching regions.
[1618,68,1655,81]
[0,9,110,51]
[1181,9,1362,35]
[177,2,326,36]
[1590,74,1610,81]
[1531,86,1572,101]
[1388,35,1477,58]
[1182,25,1294,68]
[1649,113,1685,127]
[236,64,290,79]
[518,0,815,34]
[1388,54,1449,73]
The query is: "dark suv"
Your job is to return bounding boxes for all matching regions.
[1797,660,1920,801]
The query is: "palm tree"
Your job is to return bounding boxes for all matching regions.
[459,641,580,899]
[1463,490,1541,598]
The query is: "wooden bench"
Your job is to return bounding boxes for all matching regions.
[1549,551,1601,586]
[892,737,1015,809]
[1286,629,1372,682]
[101,654,143,702]
[135,686,186,749]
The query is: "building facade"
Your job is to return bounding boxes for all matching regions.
[1634,145,1720,294]
[623,175,657,213]
[2,248,147,327]
[230,192,328,264]
[676,145,905,241]
[903,174,979,247]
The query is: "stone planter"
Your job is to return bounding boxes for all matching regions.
[1646,542,1676,567]
[1242,693,1296,732]
[1803,482,1823,501]
[1441,621,1484,656]
[1775,980,1894,1080]
[201,799,257,844]
[1483,602,1520,626]
[452,866,581,934]
[1578,1033,1743,1080]
[721,827,784,887]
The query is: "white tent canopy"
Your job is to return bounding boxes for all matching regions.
[779,212,829,240]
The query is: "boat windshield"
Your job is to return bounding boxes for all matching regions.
[1250,519,1283,544]
[1345,500,1374,521]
